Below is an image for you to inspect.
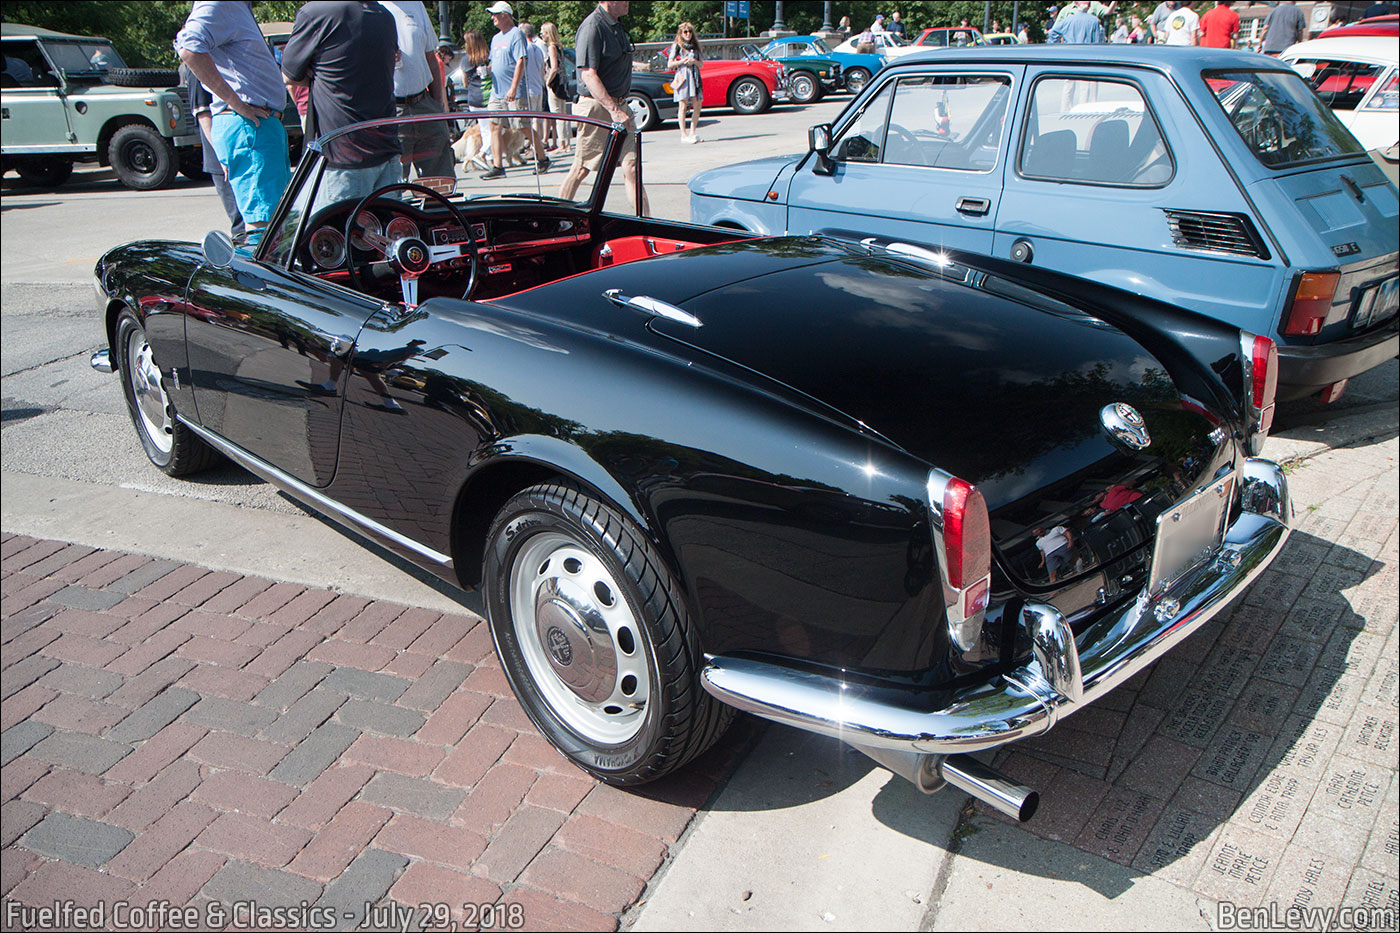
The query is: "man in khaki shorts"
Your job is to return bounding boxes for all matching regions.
[557,0,648,212]
[483,0,546,177]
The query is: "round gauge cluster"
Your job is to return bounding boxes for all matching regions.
[386,217,420,241]
[309,228,346,269]
[351,211,382,251]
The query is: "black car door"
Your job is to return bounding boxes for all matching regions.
[183,256,382,487]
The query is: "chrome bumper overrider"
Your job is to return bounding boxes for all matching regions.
[701,458,1292,756]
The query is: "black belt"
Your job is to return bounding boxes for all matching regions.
[396,87,430,105]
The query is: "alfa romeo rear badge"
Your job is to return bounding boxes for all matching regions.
[1101,402,1152,450]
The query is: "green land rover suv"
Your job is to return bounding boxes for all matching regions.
[2,23,201,190]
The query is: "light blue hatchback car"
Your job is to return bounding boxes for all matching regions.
[690,45,1399,401]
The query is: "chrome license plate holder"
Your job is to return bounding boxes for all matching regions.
[1148,476,1234,597]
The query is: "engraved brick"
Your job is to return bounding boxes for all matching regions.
[1312,756,1389,828]
[1263,844,1352,920]
[1072,788,1165,865]
[1340,705,1400,766]
[1118,736,1202,799]
[1295,669,1367,726]
[1192,725,1271,790]
[1130,804,1220,886]
[1197,825,1282,908]
[1159,689,1232,748]
[1230,679,1300,734]
[1239,769,1314,839]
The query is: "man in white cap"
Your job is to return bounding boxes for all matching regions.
[483,1,546,177]
[381,0,455,179]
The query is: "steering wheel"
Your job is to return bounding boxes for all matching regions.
[344,182,479,307]
[884,123,925,165]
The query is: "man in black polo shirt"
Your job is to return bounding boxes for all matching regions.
[557,0,648,212]
[282,0,400,206]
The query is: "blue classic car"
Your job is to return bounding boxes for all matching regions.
[760,34,885,94]
[690,45,1399,402]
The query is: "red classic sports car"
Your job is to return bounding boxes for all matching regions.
[696,54,789,114]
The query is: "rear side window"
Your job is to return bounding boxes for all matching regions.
[1289,57,1388,111]
[1019,77,1172,186]
[1205,69,1364,166]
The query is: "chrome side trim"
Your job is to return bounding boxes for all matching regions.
[180,417,453,567]
[702,457,1291,754]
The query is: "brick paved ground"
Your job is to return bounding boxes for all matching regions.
[0,535,751,931]
[976,438,1400,923]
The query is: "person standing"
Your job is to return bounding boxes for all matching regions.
[541,23,572,155]
[174,0,291,246]
[889,12,906,36]
[1149,0,1176,43]
[380,0,455,180]
[181,63,245,242]
[1198,1,1239,48]
[456,30,491,109]
[667,22,703,144]
[1258,0,1305,54]
[519,22,549,164]
[1110,15,1131,41]
[483,1,546,178]
[1048,1,1106,42]
[1163,0,1200,45]
[281,0,400,205]
[557,0,647,212]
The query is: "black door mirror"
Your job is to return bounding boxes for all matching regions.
[809,123,834,175]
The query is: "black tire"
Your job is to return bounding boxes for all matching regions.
[107,68,181,88]
[789,71,821,105]
[484,482,733,786]
[109,123,179,190]
[729,76,771,115]
[14,157,73,187]
[844,67,872,94]
[115,311,220,476]
[625,92,659,133]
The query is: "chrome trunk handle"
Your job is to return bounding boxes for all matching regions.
[603,289,702,328]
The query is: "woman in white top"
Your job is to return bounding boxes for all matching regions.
[667,23,704,143]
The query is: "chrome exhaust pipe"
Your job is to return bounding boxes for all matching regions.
[939,754,1039,823]
[850,745,1039,822]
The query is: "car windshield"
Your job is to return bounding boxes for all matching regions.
[808,38,833,54]
[1204,69,1365,166]
[259,111,635,267]
[43,40,126,77]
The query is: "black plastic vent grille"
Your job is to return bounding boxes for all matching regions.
[1163,210,1268,260]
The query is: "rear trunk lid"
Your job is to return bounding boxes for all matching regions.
[643,239,1239,589]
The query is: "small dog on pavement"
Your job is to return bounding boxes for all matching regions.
[452,122,529,171]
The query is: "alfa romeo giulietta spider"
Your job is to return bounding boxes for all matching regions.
[92,111,1292,820]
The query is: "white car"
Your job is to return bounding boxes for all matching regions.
[831,31,919,58]
[1280,35,1397,164]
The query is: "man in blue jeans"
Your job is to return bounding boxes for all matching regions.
[175,0,290,246]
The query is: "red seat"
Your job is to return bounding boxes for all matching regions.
[594,235,705,268]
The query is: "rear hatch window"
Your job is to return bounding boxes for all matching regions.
[1205,69,1365,166]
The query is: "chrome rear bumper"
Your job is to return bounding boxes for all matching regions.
[701,458,1292,755]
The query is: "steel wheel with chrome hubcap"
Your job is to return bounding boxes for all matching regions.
[114,310,219,475]
[484,482,733,784]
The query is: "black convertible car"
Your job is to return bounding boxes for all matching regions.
[92,111,1291,821]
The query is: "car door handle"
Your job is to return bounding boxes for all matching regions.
[955,197,990,216]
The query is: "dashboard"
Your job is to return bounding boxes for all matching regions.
[299,199,594,296]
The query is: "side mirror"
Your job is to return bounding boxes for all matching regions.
[202,230,236,268]
[809,123,834,175]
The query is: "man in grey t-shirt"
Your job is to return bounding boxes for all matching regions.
[557,1,647,212]
[1259,0,1306,54]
